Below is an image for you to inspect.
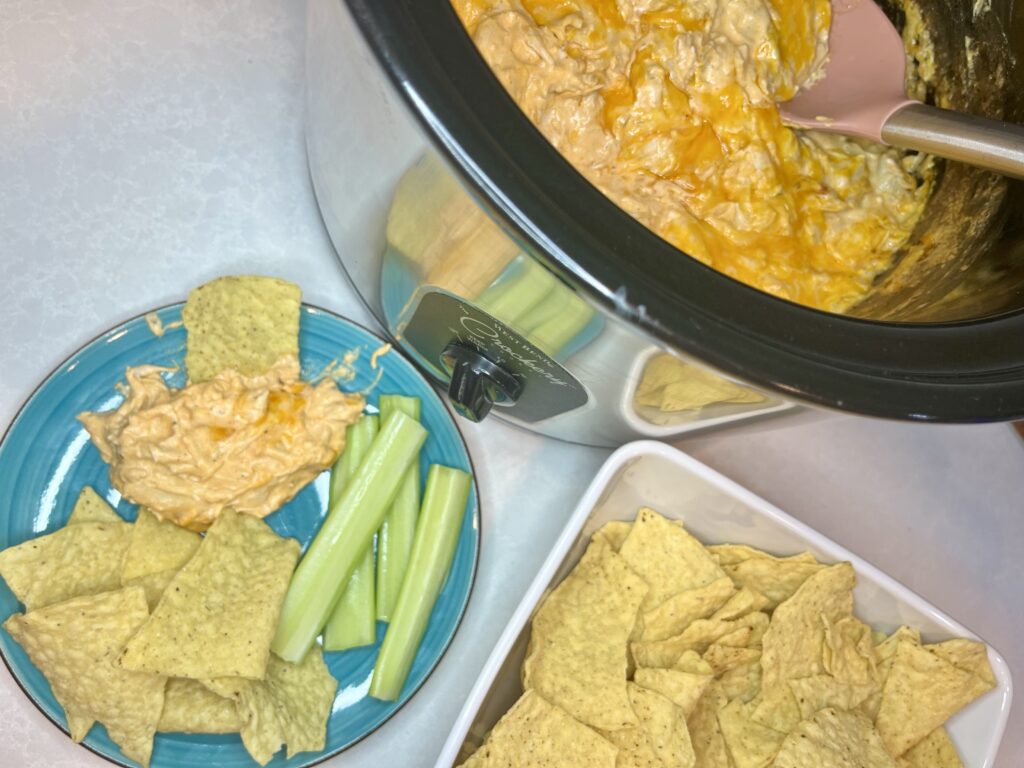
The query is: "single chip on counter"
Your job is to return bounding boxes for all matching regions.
[3,587,165,767]
[463,690,617,768]
[182,275,301,383]
[522,539,648,731]
[158,678,245,734]
[67,486,122,525]
[118,510,299,679]
[0,517,129,611]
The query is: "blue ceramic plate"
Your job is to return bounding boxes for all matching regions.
[0,304,480,767]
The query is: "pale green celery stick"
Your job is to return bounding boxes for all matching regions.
[271,410,428,663]
[322,415,379,652]
[369,465,472,701]
[475,255,557,328]
[525,287,594,356]
[376,395,422,623]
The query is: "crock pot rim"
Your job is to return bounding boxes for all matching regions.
[340,0,1024,422]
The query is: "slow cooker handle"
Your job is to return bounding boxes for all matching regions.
[441,341,523,422]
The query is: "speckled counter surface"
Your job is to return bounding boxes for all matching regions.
[0,1,1021,766]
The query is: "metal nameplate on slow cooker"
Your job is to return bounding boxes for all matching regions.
[403,290,588,423]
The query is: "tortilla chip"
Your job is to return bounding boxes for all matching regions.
[717,698,786,768]
[182,275,301,383]
[787,674,878,720]
[875,641,993,756]
[68,487,121,525]
[749,682,803,734]
[467,690,617,768]
[523,539,647,731]
[641,576,735,642]
[897,727,963,768]
[0,520,130,610]
[721,556,824,611]
[718,653,763,702]
[927,638,995,686]
[628,682,696,768]
[229,647,338,764]
[860,627,921,721]
[594,521,632,552]
[673,650,714,675]
[687,681,731,768]
[4,587,165,766]
[118,510,299,679]
[158,678,245,734]
[760,563,855,688]
[634,667,713,718]
[619,509,725,613]
[632,612,769,669]
[710,587,771,622]
[822,615,879,688]
[66,709,96,741]
[704,644,761,676]
[121,508,201,608]
[601,727,662,768]
[635,355,764,412]
[772,707,896,767]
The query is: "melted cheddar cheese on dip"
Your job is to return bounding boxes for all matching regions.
[79,355,363,531]
[452,0,933,312]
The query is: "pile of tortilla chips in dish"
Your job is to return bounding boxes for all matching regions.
[462,508,996,768]
[0,276,365,765]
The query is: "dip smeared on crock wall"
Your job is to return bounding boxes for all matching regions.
[79,355,364,531]
[452,0,934,312]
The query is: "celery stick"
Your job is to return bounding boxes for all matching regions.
[475,255,557,328]
[322,415,379,652]
[369,465,472,701]
[271,410,428,663]
[526,288,594,356]
[376,395,422,623]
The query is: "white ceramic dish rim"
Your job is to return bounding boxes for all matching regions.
[435,439,1013,767]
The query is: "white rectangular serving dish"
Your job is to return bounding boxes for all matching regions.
[436,440,1012,767]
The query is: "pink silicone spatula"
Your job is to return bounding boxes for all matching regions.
[778,0,1024,179]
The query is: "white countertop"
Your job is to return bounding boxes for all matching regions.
[0,1,1020,766]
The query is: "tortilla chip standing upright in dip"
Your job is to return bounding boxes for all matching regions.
[77,275,364,530]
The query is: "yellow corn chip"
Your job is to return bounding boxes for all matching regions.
[860,627,921,721]
[601,726,662,768]
[718,653,763,702]
[704,644,761,676]
[66,709,96,741]
[182,275,301,383]
[897,727,963,768]
[927,638,995,687]
[633,612,769,669]
[641,576,736,642]
[619,508,725,612]
[467,690,617,768]
[787,674,878,720]
[628,682,696,768]
[68,487,121,525]
[634,667,713,718]
[673,650,714,675]
[749,682,802,733]
[760,563,855,688]
[121,508,201,608]
[4,587,165,767]
[594,520,632,552]
[687,681,731,768]
[118,510,299,679]
[523,539,647,731]
[721,556,824,611]
[229,647,338,765]
[876,641,994,756]
[158,678,245,734]
[772,707,896,767]
[710,587,771,622]
[717,698,786,768]
[635,355,764,413]
[823,615,879,688]
[0,520,130,610]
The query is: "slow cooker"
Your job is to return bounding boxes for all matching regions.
[305,0,1024,446]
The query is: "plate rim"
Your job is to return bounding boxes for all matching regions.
[0,300,482,768]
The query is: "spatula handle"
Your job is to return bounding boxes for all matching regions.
[881,103,1024,180]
